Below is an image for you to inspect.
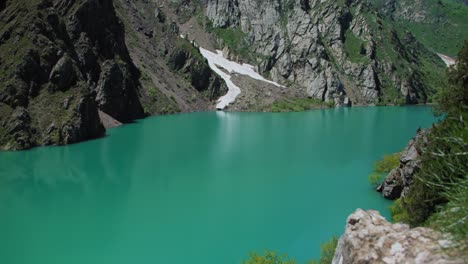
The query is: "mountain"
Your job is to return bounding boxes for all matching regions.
[0,0,464,150]
[369,0,468,56]
[203,0,447,106]
[0,0,226,150]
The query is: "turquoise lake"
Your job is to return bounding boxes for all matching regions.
[0,106,437,264]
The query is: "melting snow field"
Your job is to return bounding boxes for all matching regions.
[437,53,456,67]
[199,47,283,110]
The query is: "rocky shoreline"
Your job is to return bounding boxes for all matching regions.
[332,209,464,264]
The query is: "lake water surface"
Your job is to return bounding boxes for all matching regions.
[0,106,437,264]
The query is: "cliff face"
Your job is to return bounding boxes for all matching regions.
[332,209,464,264]
[0,0,145,150]
[114,0,227,114]
[378,128,430,199]
[0,0,227,150]
[205,0,446,106]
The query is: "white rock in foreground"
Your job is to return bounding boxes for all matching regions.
[199,48,283,110]
[332,209,464,264]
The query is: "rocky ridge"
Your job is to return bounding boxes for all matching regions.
[0,0,145,150]
[0,0,227,150]
[114,0,227,114]
[332,209,464,264]
[206,0,446,106]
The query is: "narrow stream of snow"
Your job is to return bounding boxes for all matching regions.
[437,53,456,67]
[199,47,283,110]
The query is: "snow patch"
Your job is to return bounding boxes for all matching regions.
[199,47,283,110]
[437,53,456,67]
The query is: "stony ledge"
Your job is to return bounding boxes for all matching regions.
[332,209,465,264]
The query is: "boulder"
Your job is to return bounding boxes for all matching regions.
[332,209,464,264]
[380,128,429,199]
[95,60,144,123]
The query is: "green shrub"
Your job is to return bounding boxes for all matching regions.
[388,198,410,223]
[426,178,468,247]
[368,173,382,186]
[374,153,400,174]
[242,251,296,264]
[396,41,468,245]
[308,236,338,264]
[368,153,400,186]
[270,98,333,112]
[243,237,338,264]
[401,113,467,227]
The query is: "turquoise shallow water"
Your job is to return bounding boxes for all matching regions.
[0,106,436,264]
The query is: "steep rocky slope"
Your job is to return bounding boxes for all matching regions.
[205,0,447,106]
[0,0,144,150]
[114,0,227,114]
[0,0,459,150]
[0,0,226,150]
[371,0,468,56]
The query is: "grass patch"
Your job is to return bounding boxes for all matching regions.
[343,30,370,64]
[139,72,180,115]
[270,98,334,112]
[211,27,250,59]
[368,152,400,186]
[242,237,338,264]
[242,251,296,264]
[174,37,204,61]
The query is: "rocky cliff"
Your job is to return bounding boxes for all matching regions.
[0,0,144,150]
[332,209,464,264]
[0,0,226,150]
[0,0,461,149]
[205,0,446,106]
[378,128,430,199]
[114,0,227,114]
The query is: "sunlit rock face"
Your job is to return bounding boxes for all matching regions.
[332,209,464,264]
[206,0,445,106]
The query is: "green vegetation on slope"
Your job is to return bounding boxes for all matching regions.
[270,98,334,112]
[343,30,370,64]
[207,25,269,64]
[370,0,468,56]
[139,72,180,115]
[389,41,468,248]
[401,0,468,56]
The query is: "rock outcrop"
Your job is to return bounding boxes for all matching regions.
[0,0,231,150]
[0,0,147,150]
[332,209,464,264]
[114,0,227,114]
[205,0,446,105]
[378,128,430,199]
